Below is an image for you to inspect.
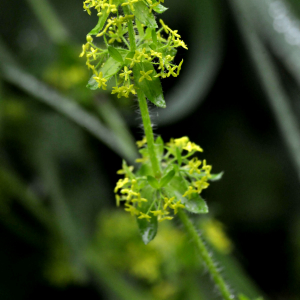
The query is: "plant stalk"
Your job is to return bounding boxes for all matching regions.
[178,209,234,300]
[137,88,161,178]
[123,6,161,178]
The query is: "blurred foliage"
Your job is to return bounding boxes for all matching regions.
[1,0,300,299]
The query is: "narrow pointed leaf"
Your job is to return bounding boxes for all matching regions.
[159,169,175,188]
[209,171,224,181]
[147,175,160,189]
[89,11,109,35]
[108,46,124,63]
[137,185,158,244]
[133,62,166,108]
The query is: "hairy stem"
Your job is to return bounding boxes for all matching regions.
[123,5,161,178]
[178,209,234,300]
[137,88,161,178]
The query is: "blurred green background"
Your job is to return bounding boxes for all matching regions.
[1,0,300,299]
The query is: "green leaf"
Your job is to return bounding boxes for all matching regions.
[132,1,158,29]
[89,11,109,35]
[151,29,157,46]
[133,62,166,108]
[159,170,175,188]
[209,172,224,181]
[135,19,144,37]
[108,46,124,63]
[168,176,208,214]
[147,175,160,189]
[153,3,168,14]
[137,186,158,244]
[87,49,129,90]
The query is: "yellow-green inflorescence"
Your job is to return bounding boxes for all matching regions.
[115,136,220,223]
[80,0,187,97]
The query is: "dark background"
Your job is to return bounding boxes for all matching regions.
[1,0,300,299]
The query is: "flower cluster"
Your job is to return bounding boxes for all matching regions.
[115,136,217,223]
[80,0,187,97]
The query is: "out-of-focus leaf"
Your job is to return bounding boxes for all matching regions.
[137,186,158,244]
[133,62,166,108]
[230,0,300,180]
[132,1,158,29]
[147,175,160,189]
[159,169,175,187]
[209,172,224,181]
[153,2,168,14]
[241,0,300,88]
[108,46,124,63]
[168,176,208,214]
[89,11,109,35]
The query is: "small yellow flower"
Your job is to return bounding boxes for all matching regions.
[183,142,203,153]
[139,70,153,82]
[121,189,139,201]
[163,196,175,210]
[177,59,184,76]
[150,210,165,216]
[119,66,132,81]
[202,159,212,177]
[93,71,107,90]
[170,200,185,214]
[138,212,151,221]
[193,177,209,194]
[182,186,198,199]
[121,0,139,11]
[114,177,129,193]
[174,136,189,148]
[125,203,140,216]
[117,165,134,175]
[136,136,147,148]
[158,216,173,222]
[188,157,202,174]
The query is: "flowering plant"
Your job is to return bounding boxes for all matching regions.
[80,1,262,299]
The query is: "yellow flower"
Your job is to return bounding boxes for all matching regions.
[136,136,147,148]
[139,70,153,82]
[121,189,138,201]
[188,157,202,174]
[170,200,185,214]
[158,216,173,222]
[93,71,107,90]
[138,212,151,221]
[150,210,165,216]
[193,177,209,194]
[163,196,175,210]
[125,204,140,216]
[182,186,198,199]
[174,136,189,147]
[202,159,212,177]
[119,66,132,81]
[121,0,139,11]
[114,177,129,193]
[177,59,184,75]
[117,165,134,175]
[183,142,203,153]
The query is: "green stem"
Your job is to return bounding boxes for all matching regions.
[177,209,234,300]
[122,6,136,51]
[123,6,161,178]
[137,88,161,178]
